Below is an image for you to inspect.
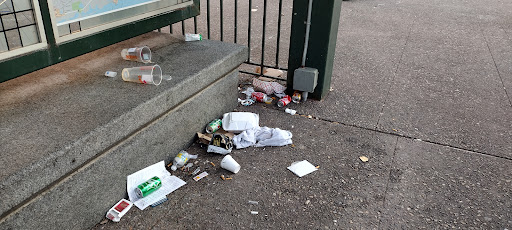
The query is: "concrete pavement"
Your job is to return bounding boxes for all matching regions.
[94,0,512,229]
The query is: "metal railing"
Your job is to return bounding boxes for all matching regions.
[161,0,291,81]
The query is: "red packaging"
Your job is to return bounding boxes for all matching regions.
[277,95,292,107]
[251,92,268,103]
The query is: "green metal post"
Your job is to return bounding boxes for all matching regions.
[287,0,342,100]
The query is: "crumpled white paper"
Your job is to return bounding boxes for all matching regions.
[233,127,292,149]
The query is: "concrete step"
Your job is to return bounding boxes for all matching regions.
[0,32,247,229]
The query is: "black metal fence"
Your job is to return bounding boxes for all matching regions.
[160,0,292,81]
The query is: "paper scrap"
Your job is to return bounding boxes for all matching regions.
[287,160,318,177]
[359,156,369,162]
[194,171,208,181]
[127,161,186,210]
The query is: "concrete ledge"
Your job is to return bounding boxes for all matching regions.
[0,31,247,227]
[1,70,240,230]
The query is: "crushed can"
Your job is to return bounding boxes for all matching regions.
[206,119,222,134]
[136,176,162,198]
[251,92,270,103]
[292,91,302,103]
[210,133,233,150]
[277,95,292,107]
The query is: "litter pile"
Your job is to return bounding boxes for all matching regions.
[103,110,302,223]
[103,41,321,224]
[238,73,303,113]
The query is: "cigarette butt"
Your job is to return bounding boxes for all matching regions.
[210,162,216,167]
[225,177,232,180]
[315,166,320,169]
[221,175,226,180]
[167,162,172,167]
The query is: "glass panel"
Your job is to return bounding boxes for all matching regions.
[1,14,16,30]
[69,21,80,33]
[0,0,14,15]
[13,0,32,12]
[20,25,38,46]
[58,24,70,36]
[0,32,7,52]
[16,11,34,27]
[5,29,21,49]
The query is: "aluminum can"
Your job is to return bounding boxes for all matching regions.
[277,95,292,107]
[136,176,162,198]
[251,92,269,103]
[292,91,302,103]
[206,119,222,133]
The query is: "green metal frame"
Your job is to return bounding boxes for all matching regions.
[287,0,342,100]
[0,0,200,83]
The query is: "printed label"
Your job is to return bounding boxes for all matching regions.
[193,172,208,181]
[138,75,152,84]
[114,201,129,212]
[176,152,188,162]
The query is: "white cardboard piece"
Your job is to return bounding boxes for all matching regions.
[127,161,186,210]
[222,112,259,133]
[287,160,317,177]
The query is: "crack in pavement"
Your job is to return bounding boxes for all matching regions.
[378,135,399,230]
[375,20,415,130]
[481,25,512,108]
[255,104,512,162]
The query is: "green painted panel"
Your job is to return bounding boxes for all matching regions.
[287,0,342,100]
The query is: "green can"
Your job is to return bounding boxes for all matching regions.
[206,119,222,134]
[136,176,162,198]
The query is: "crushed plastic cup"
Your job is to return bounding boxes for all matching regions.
[121,65,162,86]
[221,155,241,174]
[121,46,152,63]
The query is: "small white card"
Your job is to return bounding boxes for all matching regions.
[287,160,317,177]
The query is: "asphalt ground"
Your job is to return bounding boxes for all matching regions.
[94,0,512,229]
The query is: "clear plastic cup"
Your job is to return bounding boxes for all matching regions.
[121,65,162,86]
[121,46,151,63]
